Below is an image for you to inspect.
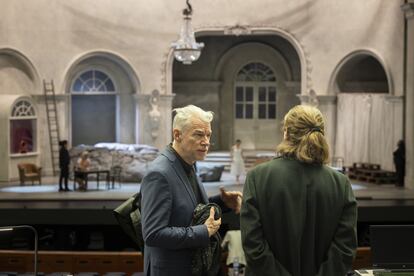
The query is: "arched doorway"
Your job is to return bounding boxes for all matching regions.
[233,62,278,150]
[172,35,301,150]
[331,51,401,171]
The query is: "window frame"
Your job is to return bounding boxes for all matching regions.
[9,99,38,156]
[234,62,277,120]
[71,69,118,95]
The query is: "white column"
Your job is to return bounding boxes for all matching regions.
[402,2,414,188]
[134,93,175,149]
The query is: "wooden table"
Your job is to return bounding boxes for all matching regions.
[74,169,110,190]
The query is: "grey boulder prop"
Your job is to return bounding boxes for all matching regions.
[69,143,159,183]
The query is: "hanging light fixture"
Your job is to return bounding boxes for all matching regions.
[171,0,204,65]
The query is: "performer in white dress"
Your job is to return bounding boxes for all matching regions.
[230,139,245,184]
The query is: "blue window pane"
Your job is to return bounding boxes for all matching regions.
[105,79,115,91]
[236,104,243,118]
[245,104,253,119]
[257,63,266,71]
[259,87,266,101]
[268,104,276,119]
[95,70,108,82]
[259,104,266,119]
[237,73,247,81]
[85,80,95,91]
[80,70,93,81]
[73,79,83,92]
[236,87,244,101]
[269,88,276,102]
[246,87,253,101]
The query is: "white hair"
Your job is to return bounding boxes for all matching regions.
[172,105,214,131]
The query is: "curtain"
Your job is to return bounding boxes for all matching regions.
[335,94,403,171]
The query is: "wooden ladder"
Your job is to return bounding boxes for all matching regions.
[43,80,61,176]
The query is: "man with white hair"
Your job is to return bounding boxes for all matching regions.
[141,105,242,276]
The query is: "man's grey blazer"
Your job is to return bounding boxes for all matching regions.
[140,148,223,276]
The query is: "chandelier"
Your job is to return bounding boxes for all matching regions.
[171,0,204,65]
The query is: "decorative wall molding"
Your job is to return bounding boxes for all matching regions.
[297,94,337,104]
[284,81,301,88]
[385,95,404,103]
[223,25,252,36]
[148,89,161,141]
[173,81,222,89]
[32,94,70,101]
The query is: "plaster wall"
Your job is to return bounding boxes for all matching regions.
[0,0,404,96]
[0,0,406,177]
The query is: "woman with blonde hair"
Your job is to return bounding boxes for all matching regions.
[240,105,357,276]
[75,151,91,191]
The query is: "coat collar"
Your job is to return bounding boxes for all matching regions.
[160,147,209,205]
[161,148,198,206]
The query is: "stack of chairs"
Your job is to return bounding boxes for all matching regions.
[345,162,396,184]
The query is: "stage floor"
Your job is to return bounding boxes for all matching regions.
[1,172,414,225]
[0,172,413,202]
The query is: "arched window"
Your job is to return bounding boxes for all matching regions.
[71,69,117,146]
[235,62,277,119]
[10,99,37,154]
[236,62,276,82]
[72,69,115,93]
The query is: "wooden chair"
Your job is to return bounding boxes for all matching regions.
[17,163,42,186]
[72,166,87,191]
[109,165,122,189]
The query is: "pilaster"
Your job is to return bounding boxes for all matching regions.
[402,2,414,188]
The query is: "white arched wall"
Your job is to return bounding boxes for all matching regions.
[329,49,402,171]
[328,49,393,95]
[163,27,308,96]
[0,47,41,96]
[62,50,141,147]
[163,27,305,149]
[214,42,298,149]
[63,50,141,94]
[0,49,43,179]
[213,42,292,81]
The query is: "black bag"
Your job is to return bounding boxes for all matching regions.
[113,192,144,252]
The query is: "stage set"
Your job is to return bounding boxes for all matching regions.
[1,170,414,248]
[0,168,414,274]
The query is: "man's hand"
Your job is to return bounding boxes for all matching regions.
[204,207,221,237]
[220,187,243,214]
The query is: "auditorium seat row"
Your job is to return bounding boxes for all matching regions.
[0,251,142,275]
[0,247,372,274]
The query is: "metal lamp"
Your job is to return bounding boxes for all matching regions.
[171,0,204,65]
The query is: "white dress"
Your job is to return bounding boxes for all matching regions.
[230,146,245,176]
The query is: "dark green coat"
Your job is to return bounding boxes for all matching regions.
[240,157,357,276]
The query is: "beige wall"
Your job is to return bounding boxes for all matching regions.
[0,0,406,178]
[0,0,404,95]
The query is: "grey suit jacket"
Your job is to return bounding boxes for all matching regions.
[141,148,222,276]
